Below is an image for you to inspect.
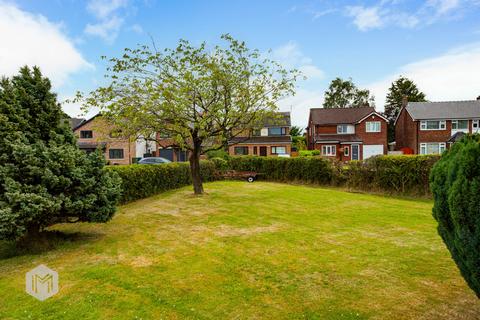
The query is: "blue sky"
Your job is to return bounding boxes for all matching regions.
[1,0,480,127]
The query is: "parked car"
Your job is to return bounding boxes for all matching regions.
[137,157,171,165]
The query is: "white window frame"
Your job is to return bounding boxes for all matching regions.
[271,146,286,154]
[343,146,349,156]
[336,124,354,134]
[473,120,479,132]
[451,119,469,130]
[366,121,381,133]
[419,142,446,155]
[420,120,446,131]
[322,145,336,156]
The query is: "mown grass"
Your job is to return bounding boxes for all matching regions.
[0,181,479,319]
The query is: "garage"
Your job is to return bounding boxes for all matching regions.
[363,145,383,159]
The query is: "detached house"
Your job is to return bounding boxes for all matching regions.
[306,107,388,161]
[395,98,480,155]
[228,112,292,157]
[72,114,156,165]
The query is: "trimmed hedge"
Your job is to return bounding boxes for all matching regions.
[228,156,334,184]
[107,154,441,205]
[345,155,440,195]
[227,154,440,195]
[107,161,216,203]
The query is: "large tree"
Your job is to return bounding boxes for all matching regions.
[81,35,299,194]
[384,76,426,141]
[323,77,374,109]
[0,67,121,242]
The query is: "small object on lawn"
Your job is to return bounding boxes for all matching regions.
[217,170,261,182]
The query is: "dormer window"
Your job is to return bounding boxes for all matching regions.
[268,127,287,136]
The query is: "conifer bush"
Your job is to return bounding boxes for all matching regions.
[430,135,480,298]
[0,67,121,241]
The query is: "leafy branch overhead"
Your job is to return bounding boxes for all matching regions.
[81,34,300,152]
[79,34,300,194]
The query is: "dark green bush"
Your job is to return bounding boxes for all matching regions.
[430,135,480,298]
[346,155,440,195]
[228,156,334,184]
[108,160,217,203]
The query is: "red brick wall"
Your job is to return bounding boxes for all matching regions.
[395,108,418,153]
[316,125,337,134]
[418,121,452,144]
[356,115,388,154]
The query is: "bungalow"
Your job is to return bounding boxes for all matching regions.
[306,107,388,161]
[395,98,480,154]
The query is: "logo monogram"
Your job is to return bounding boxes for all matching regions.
[26,265,59,301]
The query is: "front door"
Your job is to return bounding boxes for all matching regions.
[259,146,267,156]
[351,144,359,161]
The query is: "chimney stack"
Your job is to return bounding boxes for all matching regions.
[401,95,408,107]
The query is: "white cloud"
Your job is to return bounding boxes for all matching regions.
[367,42,480,111]
[85,16,124,43]
[129,23,143,34]
[344,0,477,31]
[278,88,324,128]
[426,0,460,15]
[272,42,324,80]
[84,0,128,43]
[0,3,92,88]
[346,6,383,31]
[86,0,128,19]
[272,42,326,127]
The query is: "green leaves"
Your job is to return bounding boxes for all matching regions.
[0,67,121,241]
[430,134,480,298]
[323,77,375,109]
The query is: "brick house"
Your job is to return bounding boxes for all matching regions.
[395,99,480,154]
[306,107,388,161]
[155,134,189,162]
[72,114,156,165]
[227,112,292,157]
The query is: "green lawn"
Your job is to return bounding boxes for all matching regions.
[1,181,479,319]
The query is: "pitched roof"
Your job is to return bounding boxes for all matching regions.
[69,117,85,129]
[261,112,291,127]
[406,100,480,120]
[72,113,101,131]
[309,107,377,125]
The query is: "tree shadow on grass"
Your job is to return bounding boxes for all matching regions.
[0,230,104,260]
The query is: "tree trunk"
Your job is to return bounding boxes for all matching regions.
[189,141,204,195]
[18,224,49,249]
